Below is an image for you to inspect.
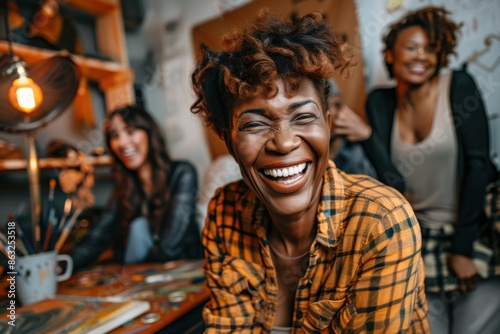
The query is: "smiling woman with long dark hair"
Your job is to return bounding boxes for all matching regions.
[191,10,429,333]
[69,105,202,269]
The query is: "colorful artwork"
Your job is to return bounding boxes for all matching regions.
[57,260,209,333]
[0,260,208,333]
[0,298,149,334]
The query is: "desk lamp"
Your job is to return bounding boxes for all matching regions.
[0,0,80,251]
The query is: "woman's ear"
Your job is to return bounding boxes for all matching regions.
[325,108,333,134]
[385,50,394,64]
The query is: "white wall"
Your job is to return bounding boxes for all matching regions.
[136,0,251,186]
[355,0,500,168]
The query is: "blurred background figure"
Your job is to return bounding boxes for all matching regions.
[327,79,376,177]
[196,153,241,232]
[334,6,500,334]
[69,105,202,270]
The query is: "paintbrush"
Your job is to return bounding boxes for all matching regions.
[7,214,29,256]
[42,179,57,252]
[49,198,72,250]
[0,232,23,257]
[15,236,30,256]
[57,198,72,232]
[55,208,82,252]
[0,232,10,258]
[15,223,35,255]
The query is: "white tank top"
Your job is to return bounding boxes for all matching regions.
[391,72,458,229]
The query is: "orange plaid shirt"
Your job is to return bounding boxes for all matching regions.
[202,161,430,333]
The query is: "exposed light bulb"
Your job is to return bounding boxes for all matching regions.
[8,61,43,113]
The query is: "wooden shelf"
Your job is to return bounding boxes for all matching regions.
[65,0,119,15]
[0,0,134,111]
[0,0,131,176]
[0,41,131,82]
[0,155,113,171]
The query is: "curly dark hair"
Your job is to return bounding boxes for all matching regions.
[103,104,173,239]
[190,10,353,142]
[383,6,462,78]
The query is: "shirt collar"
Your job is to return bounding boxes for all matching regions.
[315,160,346,248]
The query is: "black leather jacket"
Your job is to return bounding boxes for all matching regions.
[69,160,202,270]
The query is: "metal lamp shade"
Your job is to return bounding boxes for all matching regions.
[0,55,80,133]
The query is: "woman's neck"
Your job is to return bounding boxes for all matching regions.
[267,206,317,257]
[396,76,439,109]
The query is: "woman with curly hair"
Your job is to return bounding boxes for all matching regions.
[69,105,202,269]
[191,10,429,333]
[335,6,500,333]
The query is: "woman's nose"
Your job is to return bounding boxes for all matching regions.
[265,128,300,154]
[114,133,131,148]
[415,47,427,58]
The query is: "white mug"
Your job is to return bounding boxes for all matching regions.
[15,251,73,305]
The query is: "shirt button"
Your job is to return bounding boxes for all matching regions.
[296,310,303,319]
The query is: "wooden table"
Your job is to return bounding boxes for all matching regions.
[0,259,210,333]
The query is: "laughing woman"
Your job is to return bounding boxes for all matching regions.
[69,105,202,269]
[191,10,429,333]
[334,7,500,334]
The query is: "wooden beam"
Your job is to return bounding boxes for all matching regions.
[0,41,128,82]
[64,0,118,15]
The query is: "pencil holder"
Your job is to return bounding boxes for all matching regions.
[15,250,73,305]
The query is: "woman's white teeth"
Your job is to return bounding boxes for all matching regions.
[123,148,137,157]
[409,64,425,72]
[263,163,307,178]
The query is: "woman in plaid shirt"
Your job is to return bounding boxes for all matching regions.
[191,10,429,333]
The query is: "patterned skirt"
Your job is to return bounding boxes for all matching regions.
[421,224,499,293]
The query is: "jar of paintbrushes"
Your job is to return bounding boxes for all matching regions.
[1,152,95,305]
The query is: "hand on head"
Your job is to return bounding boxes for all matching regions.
[331,105,372,142]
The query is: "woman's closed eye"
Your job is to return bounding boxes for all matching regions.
[402,44,435,55]
[293,113,318,125]
[237,121,269,132]
[125,126,138,135]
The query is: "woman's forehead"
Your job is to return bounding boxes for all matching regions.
[233,79,319,108]
[107,114,125,128]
